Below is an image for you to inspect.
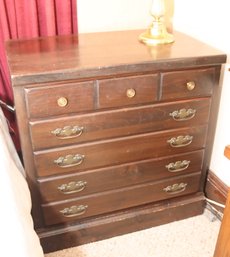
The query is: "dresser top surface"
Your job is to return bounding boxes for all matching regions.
[5,30,226,86]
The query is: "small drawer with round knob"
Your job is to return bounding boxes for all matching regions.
[25,80,94,118]
[98,74,158,109]
[160,68,215,101]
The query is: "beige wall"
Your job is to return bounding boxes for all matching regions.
[77,0,230,185]
[77,0,152,32]
[78,0,174,33]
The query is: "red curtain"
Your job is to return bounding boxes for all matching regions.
[0,0,78,151]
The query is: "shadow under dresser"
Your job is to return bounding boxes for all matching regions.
[5,30,226,253]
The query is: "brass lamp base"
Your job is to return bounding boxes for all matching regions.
[139,21,174,46]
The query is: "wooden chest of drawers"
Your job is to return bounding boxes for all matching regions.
[5,30,226,252]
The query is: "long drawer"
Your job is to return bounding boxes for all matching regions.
[30,98,211,150]
[41,172,201,226]
[38,150,204,202]
[34,125,207,177]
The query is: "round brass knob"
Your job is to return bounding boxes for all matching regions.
[126,88,136,98]
[57,97,68,107]
[186,81,196,91]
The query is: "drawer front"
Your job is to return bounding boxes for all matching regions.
[38,150,204,202]
[41,172,201,225]
[161,68,215,101]
[34,125,207,177]
[30,98,211,150]
[98,74,158,109]
[25,81,94,118]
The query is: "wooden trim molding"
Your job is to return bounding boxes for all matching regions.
[224,145,230,159]
[213,145,230,257]
[214,191,230,257]
[205,170,229,213]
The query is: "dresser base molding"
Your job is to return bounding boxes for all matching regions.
[39,193,205,253]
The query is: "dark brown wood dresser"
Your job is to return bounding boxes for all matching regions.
[5,30,226,253]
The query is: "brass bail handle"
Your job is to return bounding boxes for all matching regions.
[58,181,87,194]
[54,154,85,168]
[167,135,193,148]
[163,183,188,194]
[51,126,84,139]
[170,109,196,121]
[60,205,88,218]
[166,160,190,172]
